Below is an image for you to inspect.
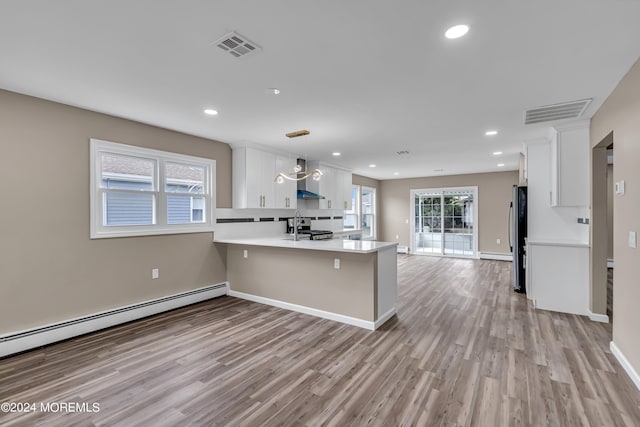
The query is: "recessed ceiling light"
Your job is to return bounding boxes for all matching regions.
[393,172,399,176]
[204,109,218,116]
[497,163,505,167]
[332,152,341,156]
[445,24,469,39]
[267,88,280,95]
[493,151,503,156]
[485,130,498,136]
[369,164,377,168]
[434,168,444,172]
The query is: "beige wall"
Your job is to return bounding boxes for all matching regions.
[590,57,640,375]
[378,171,518,253]
[0,89,231,334]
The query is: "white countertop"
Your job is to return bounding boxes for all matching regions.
[214,236,397,253]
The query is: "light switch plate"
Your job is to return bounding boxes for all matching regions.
[615,180,625,195]
[629,231,637,249]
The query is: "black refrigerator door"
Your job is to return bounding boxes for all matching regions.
[512,185,527,293]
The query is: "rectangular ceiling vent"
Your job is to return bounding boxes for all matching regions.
[524,98,592,124]
[396,150,410,155]
[213,31,261,59]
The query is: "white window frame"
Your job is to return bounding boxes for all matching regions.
[90,138,216,239]
[361,186,376,240]
[344,184,360,231]
[344,185,377,240]
[409,186,478,258]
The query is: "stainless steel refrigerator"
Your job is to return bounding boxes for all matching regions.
[509,185,527,293]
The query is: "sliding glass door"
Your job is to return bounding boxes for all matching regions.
[411,187,478,257]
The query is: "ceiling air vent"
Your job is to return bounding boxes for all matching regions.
[524,99,591,124]
[396,150,410,155]
[213,31,261,59]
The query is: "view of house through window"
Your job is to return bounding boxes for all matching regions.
[411,187,477,257]
[91,139,216,238]
[344,185,376,240]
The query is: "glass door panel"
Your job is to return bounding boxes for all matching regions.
[414,193,442,254]
[443,191,474,256]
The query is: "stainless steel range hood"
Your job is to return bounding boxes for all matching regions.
[296,159,325,199]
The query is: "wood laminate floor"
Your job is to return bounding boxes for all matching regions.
[1,256,639,426]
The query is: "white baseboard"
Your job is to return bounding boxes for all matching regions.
[480,252,512,261]
[588,310,609,323]
[610,341,640,392]
[228,289,376,330]
[0,283,228,358]
[374,307,396,329]
[397,245,409,254]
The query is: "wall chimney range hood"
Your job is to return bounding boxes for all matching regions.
[296,159,325,199]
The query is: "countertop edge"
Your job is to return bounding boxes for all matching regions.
[213,237,397,254]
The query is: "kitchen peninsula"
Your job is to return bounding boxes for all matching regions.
[214,237,398,330]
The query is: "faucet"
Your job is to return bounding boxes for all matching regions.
[293,210,302,241]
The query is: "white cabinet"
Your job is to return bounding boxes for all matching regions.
[342,169,353,210]
[233,147,296,209]
[526,240,589,316]
[274,155,297,209]
[307,162,352,210]
[549,124,589,207]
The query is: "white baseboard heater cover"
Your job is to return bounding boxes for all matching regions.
[397,246,409,254]
[0,283,227,358]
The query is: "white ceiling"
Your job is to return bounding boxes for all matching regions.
[2,0,639,180]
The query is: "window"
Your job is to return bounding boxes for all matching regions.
[90,139,216,238]
[343,185,376,240]
[344,185,359,229]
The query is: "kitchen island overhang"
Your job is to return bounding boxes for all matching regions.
[214,237,398,330]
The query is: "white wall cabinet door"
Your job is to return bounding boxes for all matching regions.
[233,147,276,208]
[549,124,589,207]
[274,155,297,209]
[342,170,352,210]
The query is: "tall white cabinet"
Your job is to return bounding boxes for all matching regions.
[525,122,591,318]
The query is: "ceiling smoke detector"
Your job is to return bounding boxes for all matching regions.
[213,31,262,59]
[524,98,592,124]
[285,130,310,138]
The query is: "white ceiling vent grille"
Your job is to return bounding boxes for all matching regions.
[524,99,592,124]
[213,32,261,58]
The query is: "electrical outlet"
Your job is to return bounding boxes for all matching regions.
[395,235,399,240]
[334,258,340,269]
[629,231,637,249]
[151,268,159,279]
[243,249,248,258]
[496,238,501,244]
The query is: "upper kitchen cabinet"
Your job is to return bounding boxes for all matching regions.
[233,147,297,209]
[549,123,589,207]
[233,147,274,208]
[307,161,352,210]
[274,155,297,209]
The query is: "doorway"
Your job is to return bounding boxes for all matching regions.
[410,187,478,258]
[591,132,613,323]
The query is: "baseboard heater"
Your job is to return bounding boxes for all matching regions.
[397,246,409,254]
[479,252,512,261]
[0,283,228,358]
